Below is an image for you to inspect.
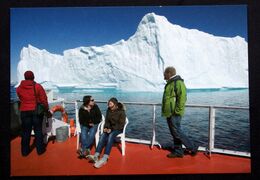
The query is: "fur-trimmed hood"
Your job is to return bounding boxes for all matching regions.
[117,102,126,111]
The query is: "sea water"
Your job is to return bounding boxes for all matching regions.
[11,85,250,152]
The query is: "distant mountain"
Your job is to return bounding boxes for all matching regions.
[17,13,248,91]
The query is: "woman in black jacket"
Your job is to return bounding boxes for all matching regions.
[88,97,126,168]
[78,95,102,158]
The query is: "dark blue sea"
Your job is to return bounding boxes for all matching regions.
[11,85,250,152]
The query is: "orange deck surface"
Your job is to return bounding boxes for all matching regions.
[11,136,250,176]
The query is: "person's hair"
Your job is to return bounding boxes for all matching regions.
[24,70,35,80]
[164,66,176,76]
[107,97,118,106]
[83,95,92,106]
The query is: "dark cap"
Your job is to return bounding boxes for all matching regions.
[24,70,35,80]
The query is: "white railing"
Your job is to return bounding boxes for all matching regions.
[61,100,250,158]
[185,104,249,157]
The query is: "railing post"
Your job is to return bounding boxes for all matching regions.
[75,101,80,150]
[151,105,156,149]
[207,106,216,158]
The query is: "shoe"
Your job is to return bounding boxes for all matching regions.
[77,149,82,155]
[77,149,85,158]
[38,148,46,155]
[94,158,107,168]
[184,146,198,156]
[184,149,191,155]
[77,148,90,158]
[167,152,183,158]
[87,155,98,163]
[84,149,90,157]
[78,155,84,159]
[22,152,30,157]
[191,147,198,156]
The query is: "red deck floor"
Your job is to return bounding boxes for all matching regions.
[11,136,251,176]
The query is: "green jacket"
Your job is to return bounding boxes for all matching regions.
[161,75,187,117]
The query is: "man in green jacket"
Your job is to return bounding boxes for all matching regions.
[162,66,198,158]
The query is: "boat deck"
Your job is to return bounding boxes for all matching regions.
[11,136,250,176]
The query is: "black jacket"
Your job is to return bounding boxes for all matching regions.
[79,104,102,127]
[104,104,126,131]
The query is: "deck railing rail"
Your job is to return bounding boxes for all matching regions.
[11,99,250,158]
[67,100,250,158]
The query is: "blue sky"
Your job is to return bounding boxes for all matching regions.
[10,5,247,82]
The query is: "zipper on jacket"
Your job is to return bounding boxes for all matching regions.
[170,101,173,114]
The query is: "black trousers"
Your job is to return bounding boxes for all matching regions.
[20,111,44,155]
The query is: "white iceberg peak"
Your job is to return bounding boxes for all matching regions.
[140,12,169,24]
[17,13,248,91]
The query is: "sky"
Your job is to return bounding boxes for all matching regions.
[10,5,247,82]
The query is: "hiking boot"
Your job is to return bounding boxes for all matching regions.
[184,146,198,156]
[191,147,198,156]
[87,155,98,163]
[94,158,107,168]
[77,149,90,159]
[77,149,83,155]
[37,146,46,155]
[167,152,183,158]
[77,149,85,158]
[184,149,191,155]
[22,151,30,157]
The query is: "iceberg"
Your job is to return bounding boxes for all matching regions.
[16,13,248,91]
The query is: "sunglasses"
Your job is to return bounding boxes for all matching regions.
[90,99,95,101]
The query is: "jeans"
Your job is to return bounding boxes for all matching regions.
[96,130,122,156]
[167,115,195,155]
[80,124,98,152]
[20,111,45,156]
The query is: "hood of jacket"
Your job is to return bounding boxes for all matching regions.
[117,102,126,111]
[18,80,34,90]
[167,75,184,84]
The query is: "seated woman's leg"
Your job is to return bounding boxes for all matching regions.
[85,124,98,150]
[95,132,108,154]
[88,132,108,163]
[80,125,89,154]
[104,130,122,156]
[94,130,122,168]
